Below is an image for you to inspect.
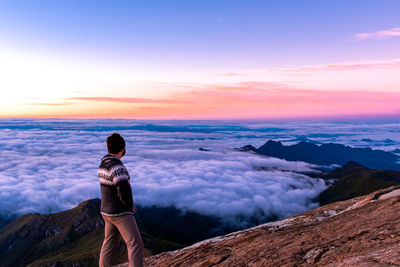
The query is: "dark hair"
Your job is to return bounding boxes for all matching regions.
[107,133,126,154]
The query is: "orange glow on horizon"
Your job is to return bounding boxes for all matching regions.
[2,85,400,120]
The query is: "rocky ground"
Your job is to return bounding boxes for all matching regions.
[138,185,400,267]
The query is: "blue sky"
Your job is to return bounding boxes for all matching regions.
[1,0,399,70]
[0,1,399,119]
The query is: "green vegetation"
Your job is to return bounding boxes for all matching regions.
[318,163,400,205]
[0,199,184,267]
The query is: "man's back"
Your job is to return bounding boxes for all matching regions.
[98,154,135,216]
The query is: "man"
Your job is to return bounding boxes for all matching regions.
[98,133,143,267]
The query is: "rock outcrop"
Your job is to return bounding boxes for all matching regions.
[142,186,400,266]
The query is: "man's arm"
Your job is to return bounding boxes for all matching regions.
[116,180,135,212]
[111,165,136,212]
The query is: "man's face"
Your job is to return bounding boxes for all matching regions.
[122,148,126,157]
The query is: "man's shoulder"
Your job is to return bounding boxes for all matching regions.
[98,155,129,185]
[100,154,124,169]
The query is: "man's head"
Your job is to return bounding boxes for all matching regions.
[107,133,126,157]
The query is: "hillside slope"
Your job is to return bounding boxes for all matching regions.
[0,199,184,267]
[143,186,400,266]
[316,161,400,205]
[0,199,235,267]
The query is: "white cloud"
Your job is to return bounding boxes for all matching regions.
[129,149,324,224]
[0,119,399,227]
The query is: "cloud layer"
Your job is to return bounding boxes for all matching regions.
[130,149,324,226]
[0,119,399,226]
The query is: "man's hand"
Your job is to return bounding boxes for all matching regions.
[131,205,137,215]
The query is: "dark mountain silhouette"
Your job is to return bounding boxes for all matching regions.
[305,161,370,180]
[322,161,368,178]
[392,148,400,154]
[234,145,258,153]
[136,205,235,245]
[317,162,400,205]
[235,140,400,171]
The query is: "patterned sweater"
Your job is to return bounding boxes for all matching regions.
[98,154,135,216]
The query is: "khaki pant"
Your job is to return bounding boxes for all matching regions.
[99,214,144,267]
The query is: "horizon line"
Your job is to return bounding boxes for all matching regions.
[1,114,400,122]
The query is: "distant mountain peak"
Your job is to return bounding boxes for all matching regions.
[76,198,101,209]
[340,161,367,170]
[265,140,283,145]
[234,145,258,152]
[328,161,369,175]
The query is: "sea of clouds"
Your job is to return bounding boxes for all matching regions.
[0,119,399,227]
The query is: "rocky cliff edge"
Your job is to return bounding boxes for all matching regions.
[137,185,400,267]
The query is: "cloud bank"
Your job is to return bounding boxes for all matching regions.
[0,119,399,226]
[130,149,325,225]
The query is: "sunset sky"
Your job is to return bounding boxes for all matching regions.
[1,0,400,120]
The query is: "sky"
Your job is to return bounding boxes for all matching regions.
[0,0,400,120]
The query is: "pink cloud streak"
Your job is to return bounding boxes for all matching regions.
[269,59,400,73]
[211,72,244,77]
[355,27,400,40]
[63,82,400,119]
[69,96,194,104]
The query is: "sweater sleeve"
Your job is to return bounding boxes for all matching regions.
[110,165,134,210]
[116,180,134,210]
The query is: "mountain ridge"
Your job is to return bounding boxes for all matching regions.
[235,140,400,171]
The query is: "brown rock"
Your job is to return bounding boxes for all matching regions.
[142,186,400,267]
